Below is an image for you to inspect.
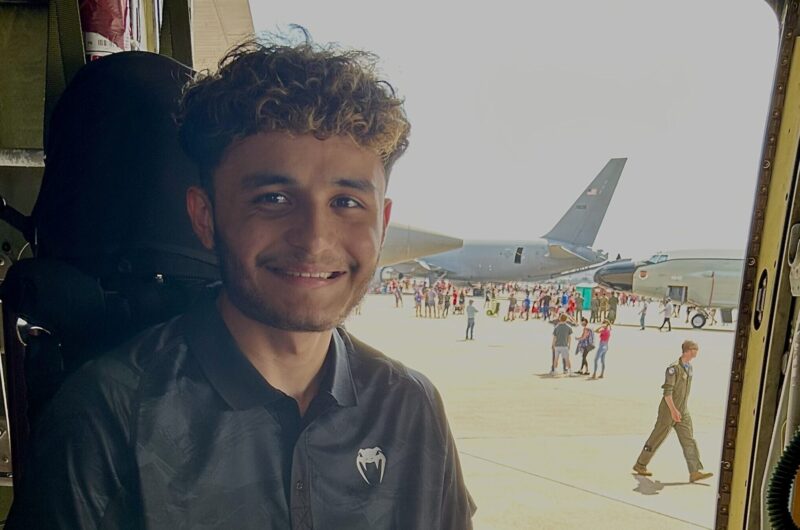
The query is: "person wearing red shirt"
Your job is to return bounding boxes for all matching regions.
[591,320,612,379]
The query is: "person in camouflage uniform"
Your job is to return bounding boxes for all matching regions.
[607,293,619,324]
[598,294,609,322]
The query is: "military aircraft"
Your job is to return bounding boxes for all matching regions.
[385,158,626,282]
[593,249,744,328]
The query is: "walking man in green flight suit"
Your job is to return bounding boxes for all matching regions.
[632,340,714,482]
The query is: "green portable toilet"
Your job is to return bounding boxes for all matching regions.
[576,283,595,311]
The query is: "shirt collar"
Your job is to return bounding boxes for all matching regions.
[183,299,357,410]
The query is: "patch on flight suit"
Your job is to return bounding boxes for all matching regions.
[667,367,675,375]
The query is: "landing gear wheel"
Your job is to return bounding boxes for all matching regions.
[691,313,707,329]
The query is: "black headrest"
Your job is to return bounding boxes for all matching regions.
[32,51,218,281]
[1,258,107,350]
[1,257,219,368]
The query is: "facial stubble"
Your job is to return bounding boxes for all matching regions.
[213,230,377,332]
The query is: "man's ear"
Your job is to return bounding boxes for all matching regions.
[380,198,393,247]
[186,186,215,250]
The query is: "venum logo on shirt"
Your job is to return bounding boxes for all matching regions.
[356,447,386,485]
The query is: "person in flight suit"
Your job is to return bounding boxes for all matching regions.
[632,340,714,482]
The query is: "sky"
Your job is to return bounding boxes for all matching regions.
[248,1,779,260]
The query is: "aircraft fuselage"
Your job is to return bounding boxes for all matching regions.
[632,257,744,309]
[421,239,605,282]
[594,251,744,310]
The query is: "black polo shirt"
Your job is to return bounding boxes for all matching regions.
[8,300,476,529]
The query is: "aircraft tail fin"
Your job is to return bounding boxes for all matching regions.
[542,158,626,247]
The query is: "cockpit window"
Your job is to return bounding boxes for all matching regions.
[646,254,668,264]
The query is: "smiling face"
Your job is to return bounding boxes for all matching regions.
[187,132,391,331]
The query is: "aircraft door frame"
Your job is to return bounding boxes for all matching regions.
[716,2,800,528]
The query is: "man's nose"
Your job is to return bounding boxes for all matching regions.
[285,204,334,255]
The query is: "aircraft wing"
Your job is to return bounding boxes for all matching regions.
[547,244,593,261]
[387,258,451,276]
[413,259,438,272]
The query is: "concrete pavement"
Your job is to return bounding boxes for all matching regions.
[345,295,733,529]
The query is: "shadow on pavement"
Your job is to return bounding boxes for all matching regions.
[533,372,595,379]
[632,475,709,495]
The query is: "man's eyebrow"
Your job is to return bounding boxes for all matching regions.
[239,174,377,192]
[333,178,376,193]
[240,173,296,189]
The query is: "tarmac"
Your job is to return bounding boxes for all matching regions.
[344,295,734,530]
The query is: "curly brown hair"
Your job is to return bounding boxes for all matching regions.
[177,37,410,188]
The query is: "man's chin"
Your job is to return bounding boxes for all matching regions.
[243,305,348,333]
[265,315,342,333]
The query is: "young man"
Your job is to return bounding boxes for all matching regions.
[633,340,714,483]
[551,314,573,375]
[9,39,475,529]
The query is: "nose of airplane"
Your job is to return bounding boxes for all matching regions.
[378,224,464,266]
[594,260,636,291]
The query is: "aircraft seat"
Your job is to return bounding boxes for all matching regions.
[0,51,220,484]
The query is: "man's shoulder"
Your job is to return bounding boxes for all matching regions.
[54,315,189,413]
[340,330,444,407]
[665,359,681,374]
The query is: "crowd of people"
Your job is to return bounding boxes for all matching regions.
[379,278,721,331]
[383,279,473,318]
[381,279,644,325]
[486,284,639,324]
[377,278,720,380]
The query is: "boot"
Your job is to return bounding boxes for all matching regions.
[632,463,652,476]
[689,470,713,482]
